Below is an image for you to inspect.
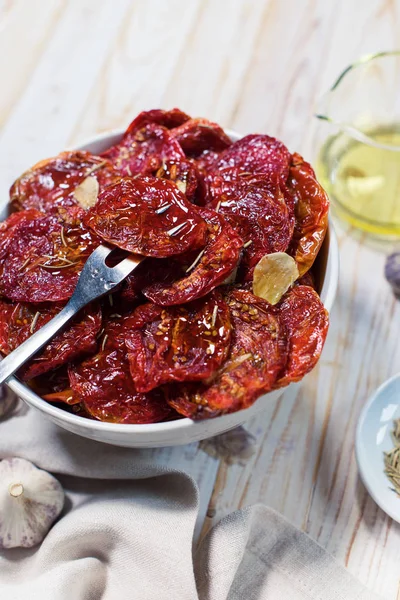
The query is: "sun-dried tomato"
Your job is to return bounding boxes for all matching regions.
[153,158,200,203]
[206,168,292,280]
[0,210,101,302]
[125,290,231,392]
[102,121,202,201]
[0,210,42,262]
[0,301,13,355]
[69,313,170,423]
[296,270,316,289]
[274,285,328,387]
[171,118,232,158]
[142,208,242,305]
[83,176,207,257]
[167,288,286,418]
[125,108,190,132]
[287,154,329,276]
[9,151,118,214]
[102,122,183,175]
[0,302,102,380]
[31,366,79,405]
[214,134,291,184]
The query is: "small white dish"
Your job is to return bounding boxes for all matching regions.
[2,128,339,447]
[356,373,400,523]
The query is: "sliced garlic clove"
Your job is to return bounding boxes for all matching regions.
[73,175,99,210]
[0,457,64,549]
[253,252,299,305]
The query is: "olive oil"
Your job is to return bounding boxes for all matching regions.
[316,126,400,238]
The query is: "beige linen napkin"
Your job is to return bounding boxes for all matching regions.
[0,401,383,600]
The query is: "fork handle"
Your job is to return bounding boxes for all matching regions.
[0,297,82,386]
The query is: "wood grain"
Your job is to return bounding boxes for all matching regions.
[0,0,399,597]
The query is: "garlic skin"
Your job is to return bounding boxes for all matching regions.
[0,458,64,549]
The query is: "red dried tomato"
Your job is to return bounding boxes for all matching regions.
[125,291,231,392]
[102,122,183,175]
[0,209,42,262]
[102,121,201,201]
[69,314,171,423]
[171,118,232,157]
[0,211,101,303]
[83,176,207,257]
[296,270,316,289]
[167,289,286,418]
[0,301,13,355]
[142,208,243,305]
[153,158,200,203]
[195,150,223,183]
[287,154,329,276]
[0,302,102,380]
[206,168,292,280]
[275,285,328,387]
[214,134,291,184]
[125,108,190,132]
[9,151,118,214]
[32,367,79,405]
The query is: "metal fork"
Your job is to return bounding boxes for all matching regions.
[0,245,143,386]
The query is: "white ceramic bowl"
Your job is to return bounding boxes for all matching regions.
[3,130,339,447]
[356,374,400,524]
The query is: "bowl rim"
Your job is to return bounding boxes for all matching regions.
[5,128,339,433]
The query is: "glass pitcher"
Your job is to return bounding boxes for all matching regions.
[314,51,400,241]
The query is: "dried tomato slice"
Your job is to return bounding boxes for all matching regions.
[275,285,328,387]
[9,151,118,214]
[125,291,231,392]
[0,210,42,262]
[287,154,329,276]
[195,150,222,174]
[0,302,101,380]
[43,388,80,405]
[296,270,315,289]
[167,289,286,418]
[153,158,200,203]
[83,176,207,257]
[0,211,101,303]
[142,208,242,305]
[214,134,291,184]
[69,314,170,423]
[102,122,185,176]
[207,168,292,281]
[102,121,201,201]
[125,108,190,132]
[0,301,13,355]
[171,118,232,158]
[30,366,79,405]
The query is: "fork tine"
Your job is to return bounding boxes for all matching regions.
[110,255,143,277]
[88,244,114,262]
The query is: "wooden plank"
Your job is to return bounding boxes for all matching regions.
[0,0,132,197]
[69,0,203,144]
[0,0,66,127]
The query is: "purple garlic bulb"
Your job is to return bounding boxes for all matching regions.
[385,252,400,297]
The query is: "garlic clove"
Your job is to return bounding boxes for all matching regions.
[0,386,17,420]
[252,252,299,305]
[0,457,64,549]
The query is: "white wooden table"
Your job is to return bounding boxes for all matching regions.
[0,1,399,597]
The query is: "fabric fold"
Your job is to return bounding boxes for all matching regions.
[0,401,384,600]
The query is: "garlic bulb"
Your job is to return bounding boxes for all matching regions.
[0,458,64,548]
[0,386,16,419]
